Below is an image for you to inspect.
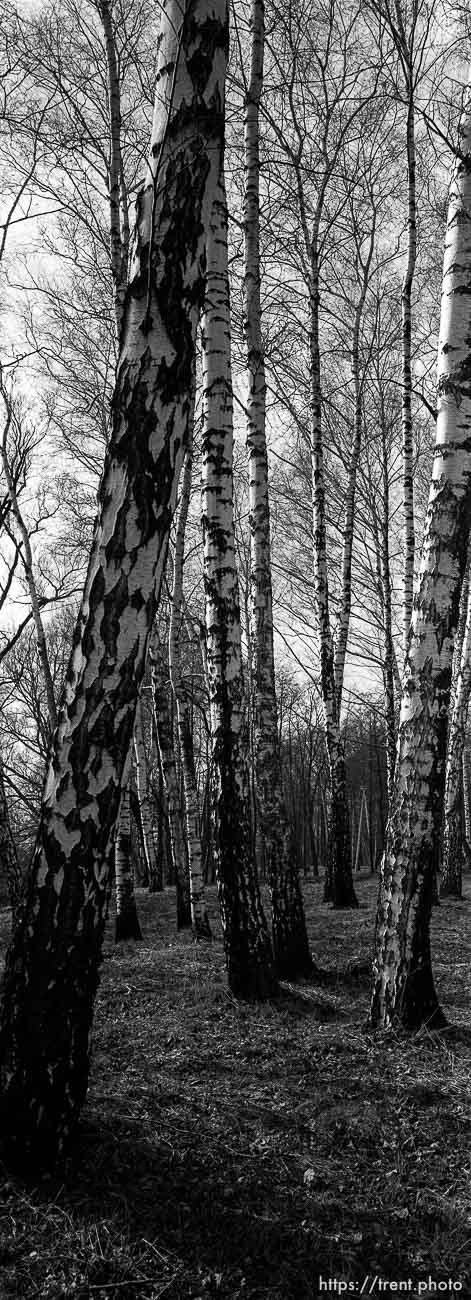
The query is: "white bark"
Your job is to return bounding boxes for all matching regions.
[401,90,417,650]
[442,550,471,895]
[133,696,160,892]
[151,622,191,929]
[114,781,142,940]
[201,164,276,1000]
[0,0,229,1163]
[97,0,128,338]
[243,0,311,977]
[371,83,471,1029]
[169,437,211,939]
[334,212,376,712]
[463,739,471,845]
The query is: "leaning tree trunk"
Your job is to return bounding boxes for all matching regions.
[169,439,212,939]
[201,164,277,1000]
[243,0,311,978]
[0,0,228,1167]
[115,783,142,940]
[309,236,357,910]
[151,622,191,929]
[370,86,471,1030]
[134,696,160,892]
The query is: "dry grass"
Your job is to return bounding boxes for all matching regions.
[0,877,471,1298]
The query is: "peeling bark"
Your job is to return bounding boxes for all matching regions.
[0,0,229,1166]
[201,165,277,1000]
[243,0,311,978]
[370,89,471,1030]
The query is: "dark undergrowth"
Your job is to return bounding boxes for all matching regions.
[0,877,471,1299]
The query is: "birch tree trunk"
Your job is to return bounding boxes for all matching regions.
[310,237,358,910]
[243,0,311,978]
[169,441,212,939]
[151,623,191,929]
[201,164,277,1000]
[97,0,128,337]
[0,758,24,925]
[115,783,142,939]
[133,697,160,892]
[463,740,471,848]
[0,396,57,734]
[0,0,228,1166]
[441,554,471,897]
[334,212,376,712]
[401,87,417,650]
[370,88,471,1029]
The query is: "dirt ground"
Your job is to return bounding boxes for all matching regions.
[0,876,470,1299]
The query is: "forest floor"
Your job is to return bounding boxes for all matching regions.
[0,877,471,1300]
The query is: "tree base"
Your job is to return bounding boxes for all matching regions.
[115,906,142,942]
[440,883,463,899]
[227,944,278,1001]
[193,912,212,940]
[273,929,314,982]
[369,962,445,1031]
[331,887,359,909]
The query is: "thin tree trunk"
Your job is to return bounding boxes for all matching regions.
[310,237,357,910]
[0,0,228,1166]
[401,89,417,650]
[370,88,471,1030]
[201,164,277,1000]
[0,400,57,734]
[0,759,23,925]
[243,0,311,978]
[133,697,160,893]
[463,739,471,849]
[379,405,398,797]
[169,438,211,939]
[97,0,128,337]
[151,624,191,929]
[441,564,471,897]
[115,783,142,940]
[334,214,376,711]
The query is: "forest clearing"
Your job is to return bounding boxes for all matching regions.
[0,879,470,1300]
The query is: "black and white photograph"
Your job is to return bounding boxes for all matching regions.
[0,0,470,1296]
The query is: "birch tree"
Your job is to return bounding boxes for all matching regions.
[370,79,471,1030]
[114,781,142,939]
[0,0,230,1166]
[243,0,311,976]
[201,164,277,1000]
[441,543,471,898]
[169,438,212,939]
[151,620,191,929]
[133,695,160,891]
